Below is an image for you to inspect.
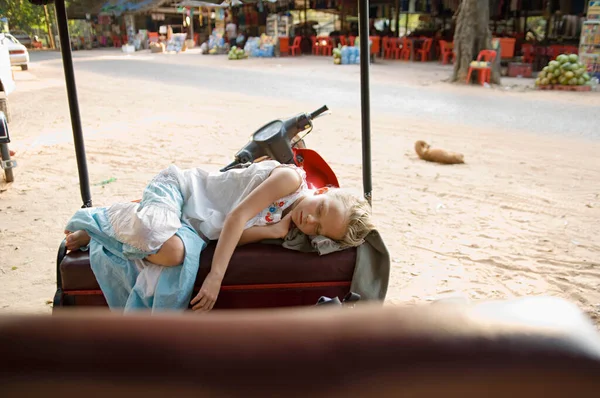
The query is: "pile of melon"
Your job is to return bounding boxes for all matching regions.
[536,53,591,87]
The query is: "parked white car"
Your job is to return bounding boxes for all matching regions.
[4,33,29,71]
[0,33,16,121]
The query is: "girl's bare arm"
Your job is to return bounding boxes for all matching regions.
[191,167,301,311]
[209,167,301,279]
[238,225,278,246]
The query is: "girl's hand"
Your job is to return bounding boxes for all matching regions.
[191,272,222,312]
[272,212,293,239]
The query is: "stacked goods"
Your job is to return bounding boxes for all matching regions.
[207,30,227,55]
[332,45,360,65]
[535,53,591,89]
[150,42,165,53]
[333,46,342,64]
[228,46,247,60]
[244,35,275,57]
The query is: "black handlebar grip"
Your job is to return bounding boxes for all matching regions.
[310,105,329,119]
[220,160,240,172]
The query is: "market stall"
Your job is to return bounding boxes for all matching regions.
[579,1,600,78]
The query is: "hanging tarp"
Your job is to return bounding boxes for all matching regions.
[100,0,169,16]
[176,0,231,8]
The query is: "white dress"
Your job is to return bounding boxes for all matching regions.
[106,160,308,253]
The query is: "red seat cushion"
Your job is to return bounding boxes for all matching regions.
[60,242,357,291]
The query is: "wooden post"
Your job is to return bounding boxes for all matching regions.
[395,0,400,36]
[44,4,56,49]
[304,0,308,36]
[340,0,345,33]
[189,8,194,41]
[208,7,212,37]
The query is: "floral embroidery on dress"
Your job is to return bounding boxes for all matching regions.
[252,164,308,227]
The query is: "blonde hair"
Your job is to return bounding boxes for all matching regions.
[327,188,375,248]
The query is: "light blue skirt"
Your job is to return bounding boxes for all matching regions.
[65,169,207,312]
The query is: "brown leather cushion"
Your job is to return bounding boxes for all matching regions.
[60,242,357,291]
[2,298,600,396]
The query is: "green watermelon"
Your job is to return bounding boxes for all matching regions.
[568,54,579,63]
[558,76,568,85]
[554,68,562,77]
[568,78,578,85]
[541,78,550,85]
[577,77,585,85]
[565,71,575,79]
[561,62,573,71]
[556,54,569,64]
[583,72,591,81]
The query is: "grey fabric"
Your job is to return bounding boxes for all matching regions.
[348,230,389,301]
[262,228,390,301]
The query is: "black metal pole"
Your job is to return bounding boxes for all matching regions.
[54,0,92,208]
[358,0,372,205]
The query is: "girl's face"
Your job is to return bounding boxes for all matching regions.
[291,191,347,240]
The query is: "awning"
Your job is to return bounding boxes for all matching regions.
[100,0,170,16]
[176,0,231,8]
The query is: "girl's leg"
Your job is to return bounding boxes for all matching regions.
[146,234,185,266]
[65,228,186,266]
[64,166,187,260]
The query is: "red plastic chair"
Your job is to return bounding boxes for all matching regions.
[321,37,333,56]
[289,36,302,56]
[439,40,455,64]
[382,37,390,58]
[416,38,433,62]
[521,43,534,63]
[369,36,380,58]
[466,50,497,85]
[339,36,347,46]
[310,36,320,55]
[400,37,412,61]
[563,46,578,55]
[390,38,403,59]
[349,36,355,46]
[122,35,128,45]
[383,37,399,59]
[112,35,122,48]
[548,45,563,61]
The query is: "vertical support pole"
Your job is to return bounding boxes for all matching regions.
[54,0,92,208]
[358,0,372,205]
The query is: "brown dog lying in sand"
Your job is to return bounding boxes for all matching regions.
[415,140,465,165]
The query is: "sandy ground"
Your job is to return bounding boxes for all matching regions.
[1,49,599,324]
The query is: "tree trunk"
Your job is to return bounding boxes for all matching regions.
[452,0,501,85]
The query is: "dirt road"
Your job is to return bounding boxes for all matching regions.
[1,49,599,323]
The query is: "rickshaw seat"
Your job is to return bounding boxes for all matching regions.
[57,241,357,309]
[3,297,600,396]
